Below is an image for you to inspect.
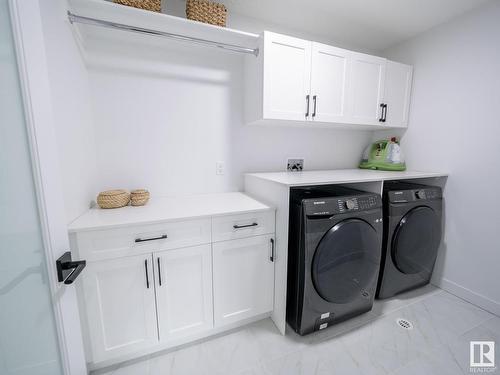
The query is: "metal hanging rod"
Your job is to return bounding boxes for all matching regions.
[67,11,259,56]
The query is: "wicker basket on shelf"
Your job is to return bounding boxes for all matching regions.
[130,189,150,206]
[97,189,130,209]
[113,0,162,12]
[186,0,227,27]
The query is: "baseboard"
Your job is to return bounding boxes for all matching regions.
[433,278,500,317]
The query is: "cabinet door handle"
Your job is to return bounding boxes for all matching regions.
[383,103,388,122]
[233,222,258,229]
[312,95,317,118]
[379,103,385,122]
[144,259,150,289]
[135,234,168,243]
[270,238,275,262]
[157,257,162,286]
[305,95,310,118]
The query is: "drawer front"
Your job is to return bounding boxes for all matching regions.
[212,210,275,242]
[75,219,211,261]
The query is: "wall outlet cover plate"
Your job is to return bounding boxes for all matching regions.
[287,158,304,172]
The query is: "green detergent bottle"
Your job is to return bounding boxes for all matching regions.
[359,137,406,171]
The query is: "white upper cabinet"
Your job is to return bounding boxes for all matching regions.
[154,245,213,343]
[81,254,158,362]
[384,61,413,127]
[348,52,387,125]
[262,32,312,121]
[310,43,350,123]
[245,31,412,129]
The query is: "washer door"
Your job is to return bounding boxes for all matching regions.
[312,218,380,304]
[391,206,441,275]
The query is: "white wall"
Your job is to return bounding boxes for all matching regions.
[38,0,99,223]
[384,0,500,314]
[86,22,373,197]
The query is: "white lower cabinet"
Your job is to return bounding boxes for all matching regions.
[213,234,275,327]
[82,254,158,362]
[154,245,213,343]
[76,209,275,367]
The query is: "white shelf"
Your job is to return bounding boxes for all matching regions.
[67,0,260,57]
[245,169,448,187]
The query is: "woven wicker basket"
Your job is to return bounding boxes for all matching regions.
[113,0,161,12]
[186,0,227,27]
[131,189,150,206]
[97,189,130,209]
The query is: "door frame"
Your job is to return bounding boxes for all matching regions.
[8,0,87,374]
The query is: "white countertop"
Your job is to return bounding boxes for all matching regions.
[68,192,271,232]
[245,169,448,187]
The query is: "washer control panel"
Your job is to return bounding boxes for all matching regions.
[305,194,382,216]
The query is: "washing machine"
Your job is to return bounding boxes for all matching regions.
[377,181,443,299]
[286,185,383,335]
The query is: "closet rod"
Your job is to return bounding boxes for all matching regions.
[67,11,259,56]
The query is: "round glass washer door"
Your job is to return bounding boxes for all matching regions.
[391,206,441,275]
[312,218,380,304]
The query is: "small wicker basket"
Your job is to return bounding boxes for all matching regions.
[113,0,161,12]
[131,189,150,206]
[97,190,130,209]
[186,0,227,27]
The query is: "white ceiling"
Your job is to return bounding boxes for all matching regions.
[197,0,491,52]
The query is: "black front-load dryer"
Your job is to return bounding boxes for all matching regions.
[287,186,383,336]
[377,181,443,299]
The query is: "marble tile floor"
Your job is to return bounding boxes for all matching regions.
[94,285,499,375]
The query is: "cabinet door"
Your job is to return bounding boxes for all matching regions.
[349,52,387,125]
[263,32,312,121]
[81,254,157,362]
[310,43,350,123]
[213,235,275,327]
[384,61,413,128]
[155,245,213,343]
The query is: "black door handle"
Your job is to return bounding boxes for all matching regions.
[312,95,317,118]
[379,103,385,122]
[157,257,162,286]
[305,95,310,118]
[270,238,275,262]
[144,259,150,289]
[233,222,258,229]
[56,252,86,285]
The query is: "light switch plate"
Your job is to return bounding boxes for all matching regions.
[287,158,304,172]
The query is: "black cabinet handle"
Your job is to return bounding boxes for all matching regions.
[233,222,258,229]
[312,95,317,118]
[305,95,310,118]
[379,103,385,122]
[157,257,162,286]
[270,238,275,262]
[383,103,388,122]
[56,252,86,285]
[135,234,168,243]
[144,259,150,289]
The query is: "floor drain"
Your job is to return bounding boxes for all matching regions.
[396,318,413,330]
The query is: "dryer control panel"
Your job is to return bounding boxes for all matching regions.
[387,186,442,203]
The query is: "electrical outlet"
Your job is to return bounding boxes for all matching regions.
[216,161,225,175]
[287,158,304,172]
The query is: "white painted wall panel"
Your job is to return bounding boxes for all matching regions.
[383,0,500,314]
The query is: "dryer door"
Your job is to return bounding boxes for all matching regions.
[391,206,441,275]
[311,219,380,304]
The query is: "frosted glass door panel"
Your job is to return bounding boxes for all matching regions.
[0,1,63,374]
